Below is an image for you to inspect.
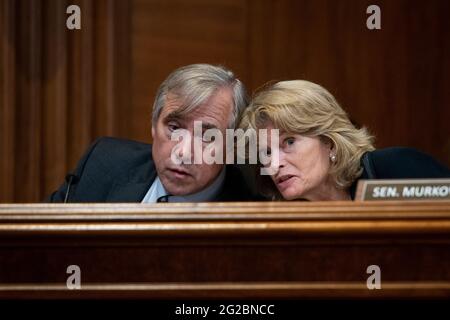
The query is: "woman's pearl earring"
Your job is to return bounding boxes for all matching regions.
[330,154,336,163]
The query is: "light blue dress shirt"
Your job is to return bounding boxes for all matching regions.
[141,167,226,203]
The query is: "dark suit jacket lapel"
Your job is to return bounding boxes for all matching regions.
[105,160,157,202]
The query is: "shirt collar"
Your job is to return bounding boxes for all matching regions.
[152,167,226,203]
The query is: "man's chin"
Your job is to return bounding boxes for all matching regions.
[161,180,199,196]
[166,188,199,196]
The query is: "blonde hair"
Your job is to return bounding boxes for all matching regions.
[239,80,375,197]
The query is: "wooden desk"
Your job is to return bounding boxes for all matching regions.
[0,201,449,299]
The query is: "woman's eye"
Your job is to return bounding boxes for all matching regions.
[285,137,295,146]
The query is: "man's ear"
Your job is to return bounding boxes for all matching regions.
[151,126,155,139]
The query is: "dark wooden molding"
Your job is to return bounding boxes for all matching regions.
[0,202,449,299]
[1,281,450,299]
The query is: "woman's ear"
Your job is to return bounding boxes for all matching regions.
[320,135,334,150]
[330,141,336,153]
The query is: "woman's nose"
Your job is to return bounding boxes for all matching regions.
[274,149,286,167]
[265,150,285,175]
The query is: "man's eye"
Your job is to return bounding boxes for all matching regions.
[202,135,215,143]
[167,123,180,132]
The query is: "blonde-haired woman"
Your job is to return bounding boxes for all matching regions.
[239,80,450,201]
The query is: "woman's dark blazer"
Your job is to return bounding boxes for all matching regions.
[350,147,450,199]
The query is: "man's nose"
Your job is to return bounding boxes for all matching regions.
[173,132,194,164]
[177,139,188,160]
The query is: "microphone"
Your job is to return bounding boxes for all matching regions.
[156,194,171,203]
[64,173,80,203]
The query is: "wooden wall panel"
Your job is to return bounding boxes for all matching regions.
[130,0,450,163]
[131,0,249,142]
[15,0,42,202]
[113,0,132,138]
[67,0,94,171]
[0,0,131,202]
[0,0,16,202]
[42,0,68,202]
[246,0,450,165]
[93,0,115,138]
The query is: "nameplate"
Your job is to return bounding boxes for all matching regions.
[355,179,450,201]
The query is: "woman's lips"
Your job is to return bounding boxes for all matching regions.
[276,175,295,191]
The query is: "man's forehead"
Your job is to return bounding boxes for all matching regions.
[161,93,184,112]
[161,89,233,124]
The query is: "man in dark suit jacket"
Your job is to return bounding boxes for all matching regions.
[48,64,257,203]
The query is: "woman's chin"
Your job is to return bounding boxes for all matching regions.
[280,190,303,201]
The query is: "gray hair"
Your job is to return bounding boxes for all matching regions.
[151,64,248,128]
